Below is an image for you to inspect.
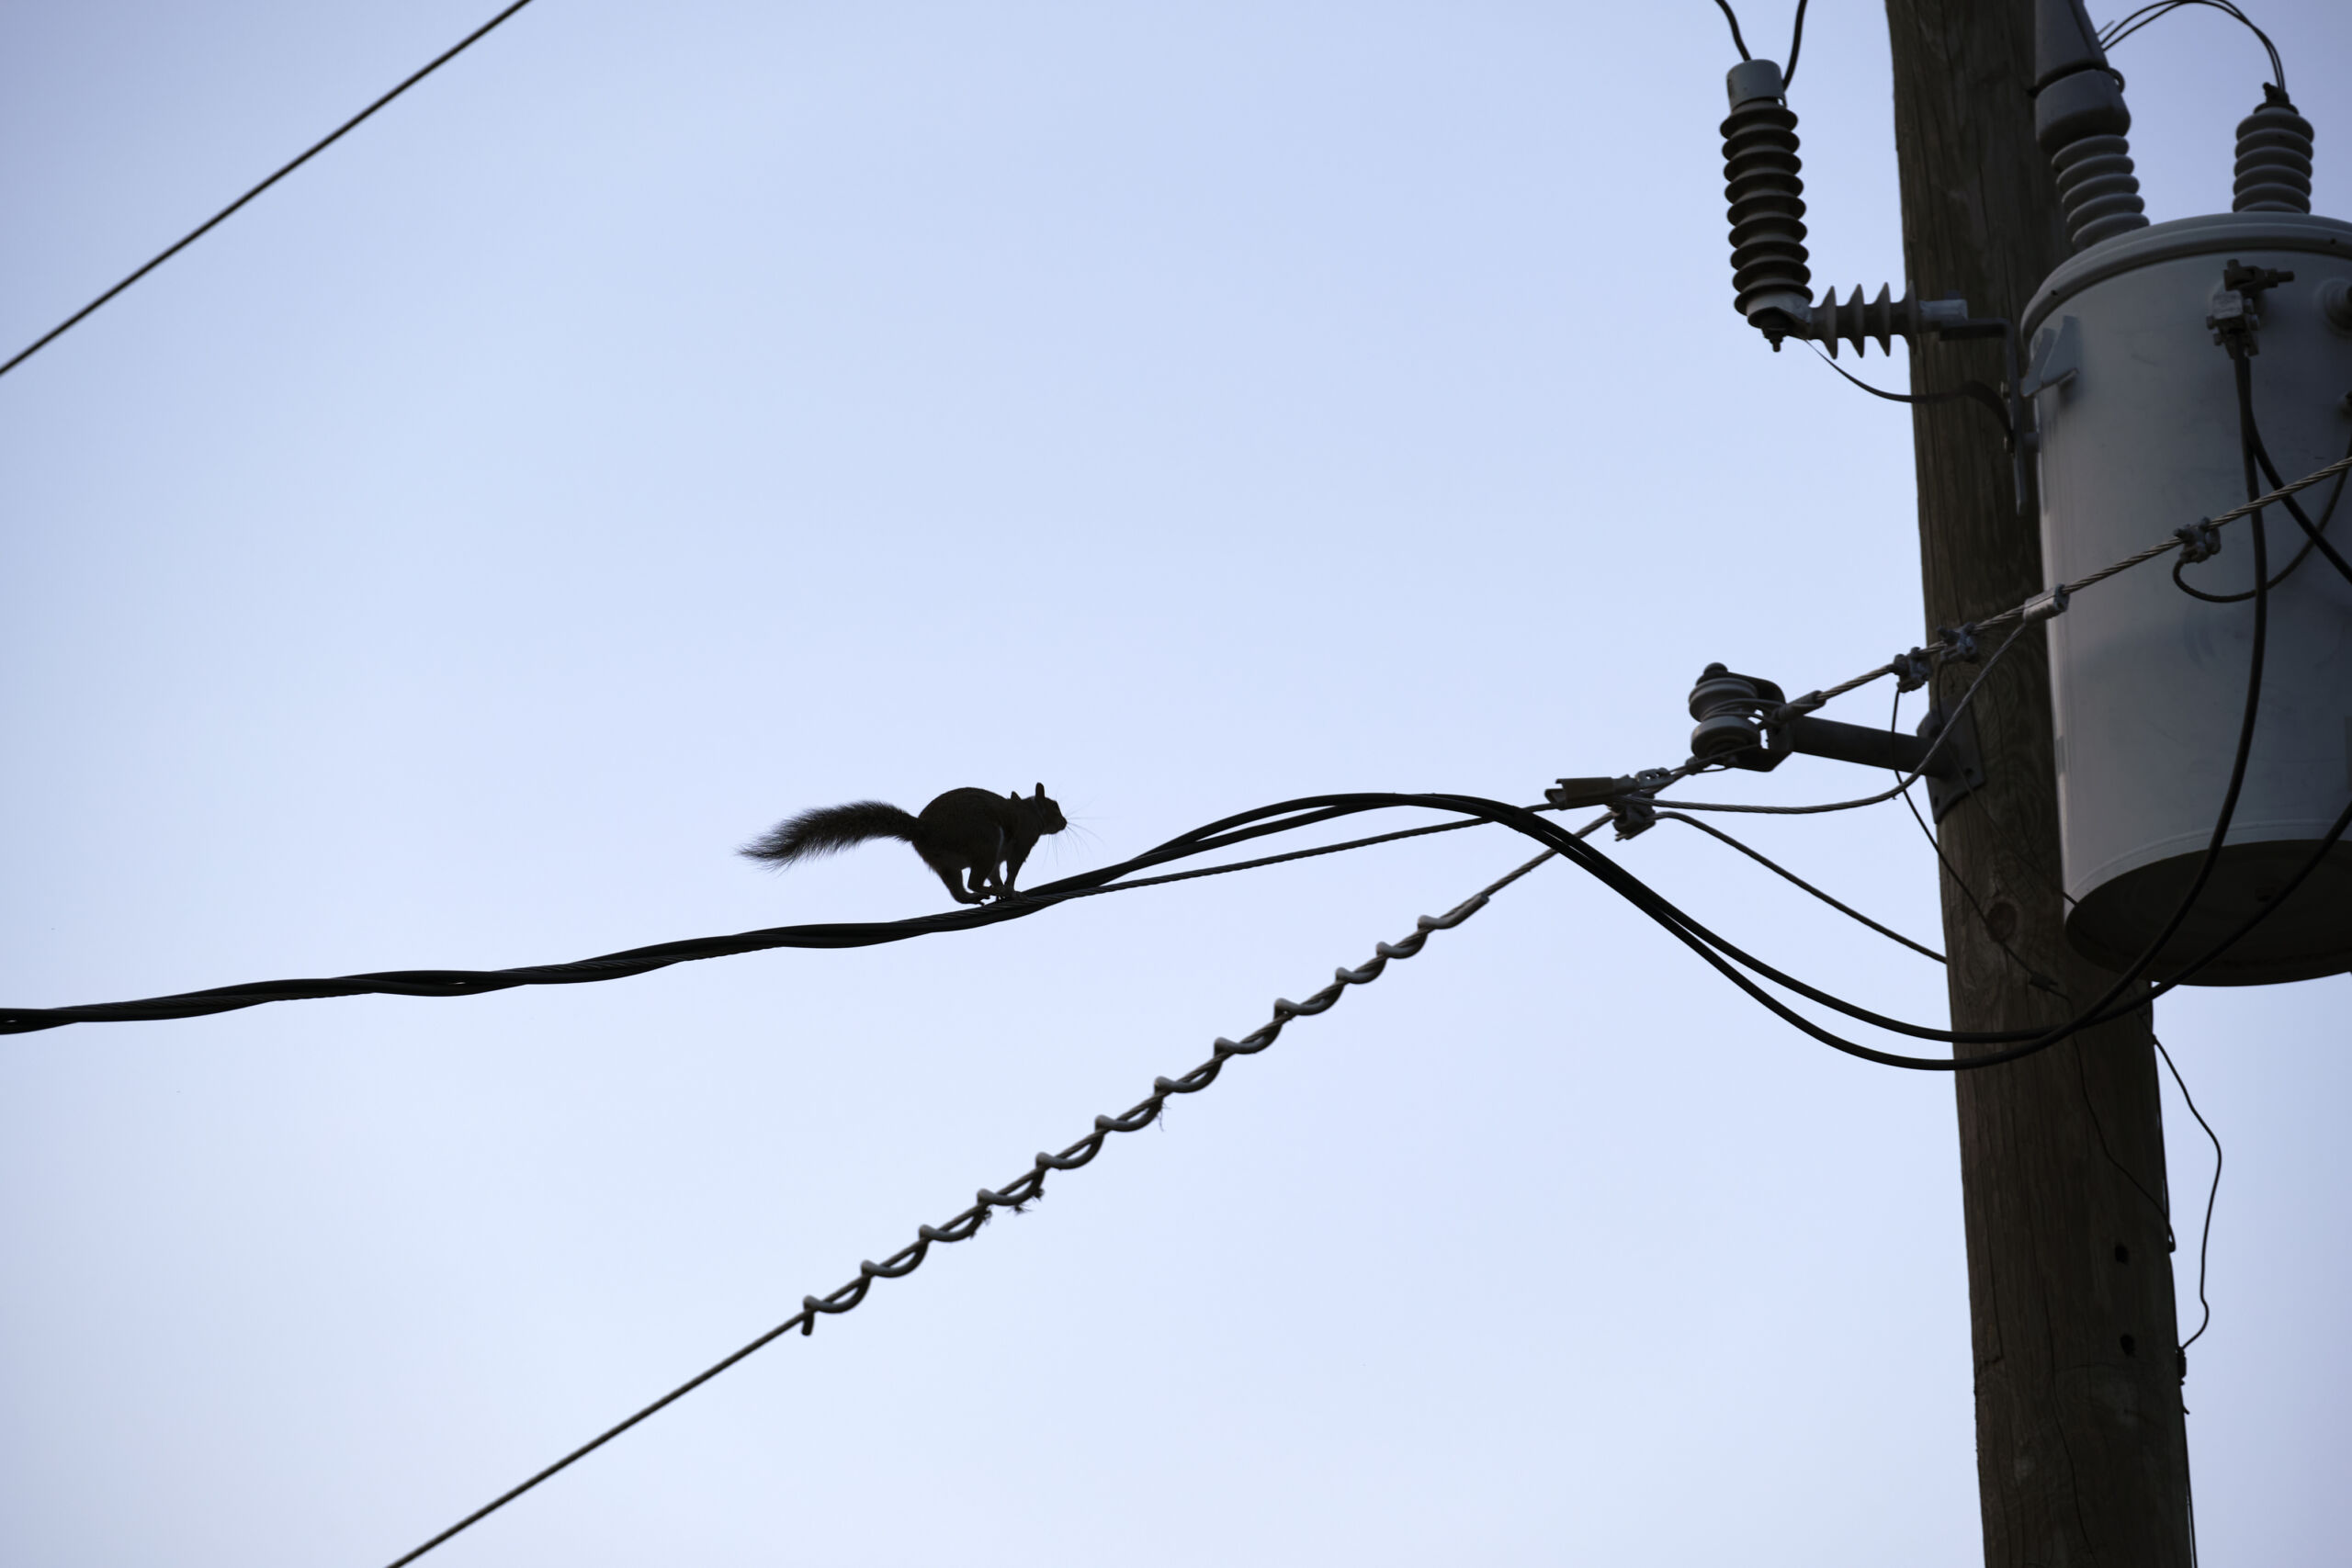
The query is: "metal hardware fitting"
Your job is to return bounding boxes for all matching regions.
[1680,663,1985,820]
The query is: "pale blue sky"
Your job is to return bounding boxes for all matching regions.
[3,4,2346,1564]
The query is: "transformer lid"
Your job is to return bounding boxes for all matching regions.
[2024,210,2352,339]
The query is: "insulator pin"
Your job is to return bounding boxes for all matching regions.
[1687,663,1787,770]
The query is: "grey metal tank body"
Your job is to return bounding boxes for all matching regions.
[2025,211,2352,984]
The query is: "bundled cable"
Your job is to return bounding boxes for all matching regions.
[0,800,1530,1035]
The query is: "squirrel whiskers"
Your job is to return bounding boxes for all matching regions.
[741,784,1069,906]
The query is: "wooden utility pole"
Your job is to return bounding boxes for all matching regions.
[1883,4,2197,1562]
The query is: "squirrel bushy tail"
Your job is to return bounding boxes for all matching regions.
[739,800,920,867]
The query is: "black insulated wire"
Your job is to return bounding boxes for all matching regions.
[2157,1035,2225,1353]
[2098,1,2287,92]
[2174,419,2349,601]
[1804,343,2014,438]
[2238,376,2352,591]
[0,0,541,381]
[1781,0,1811,88]
[1653,810,1946,964]
[0,799,1553,1034]
[1713,0,1753,61]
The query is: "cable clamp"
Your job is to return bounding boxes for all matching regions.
[2019,583,2071,626]
[1934,623,1981,664]
[1891,648,1933,693]
[1611,799,1657,841]
[2175,518,2222,564]
[1547,775,1636,809]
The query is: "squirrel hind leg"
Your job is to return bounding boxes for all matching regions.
[919,852,987,907]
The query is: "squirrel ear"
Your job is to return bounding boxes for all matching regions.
[1035,782,1045,797]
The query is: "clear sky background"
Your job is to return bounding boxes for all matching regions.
[2,3,2346,1564]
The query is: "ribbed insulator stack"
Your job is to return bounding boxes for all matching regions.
[1804,285,1923,358]
[2233,85,2313,213]
[2050,133,2149,248]
[1722,59,1811,338]
[2033,0,2149,253]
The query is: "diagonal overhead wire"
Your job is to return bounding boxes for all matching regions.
[379,829,1591,1567]
[0,0,540,382]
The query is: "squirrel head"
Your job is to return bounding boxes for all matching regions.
[1024,782,1068,834]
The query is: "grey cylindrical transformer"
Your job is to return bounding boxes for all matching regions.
[2024,212,2352,985]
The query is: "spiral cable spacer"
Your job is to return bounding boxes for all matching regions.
[2233,84,2313,214]
[1722,59,1812,344]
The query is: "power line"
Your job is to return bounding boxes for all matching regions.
[0,0,540,383]
[1652,809,1945,964]
[1712,1,1753,62]
[2157,1034,2225,1354]
[1804,341,2013,435]
[2239,367,2352,590]
[14,434,2349,1058]
[0,799,1560,1034]
[16,770,2345,1072]
[1764,446,2352,722]
[1781,0,1813,88]
[2098,1,2286,91]
[2174,426,2349,602]
[379,832,1585,1567]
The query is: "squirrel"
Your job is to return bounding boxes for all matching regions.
[741,784,1069,905]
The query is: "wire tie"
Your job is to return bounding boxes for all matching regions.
[2175,518,2222,563]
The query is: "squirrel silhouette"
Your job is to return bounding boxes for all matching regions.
[741,784,1069,905]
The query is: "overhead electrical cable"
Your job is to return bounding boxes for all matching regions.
[11,439,2346,1056]
[1712,0,1753,62]
[0,800,1567,1034]
[2238,375,2352,590]
[2157,1034,2225,1352]
[1781,446,2352,717]
[2098,0,2287,90]
[2175,406,2349,601]
[1652,810,1946,964]
[378,834,1582,1568]
[1804,343,2013,435]
[1887,685,2068,995]
[1781,0,1811,87]
[0,0,540,382]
